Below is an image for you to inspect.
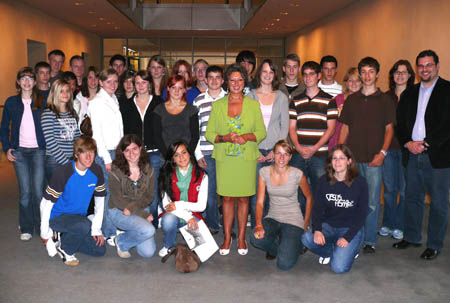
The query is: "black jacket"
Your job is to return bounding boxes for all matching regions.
[122,95,164,151]
[396,77,450,168]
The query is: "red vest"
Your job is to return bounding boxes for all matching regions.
[160,166,205,221]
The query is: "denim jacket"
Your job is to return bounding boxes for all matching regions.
[0,94,46,153]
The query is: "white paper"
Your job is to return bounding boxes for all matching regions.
[179,220,219,262]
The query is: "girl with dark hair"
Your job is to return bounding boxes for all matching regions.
[157,140,208,257]
[251,140,312,270]
[122,69,164,228]
[379,60,415,240]
[74,66,99,126]
[119,70,136,114]
[41,79,81,181]
[147,55,168,97]
[107,134,156,258]
[0,67,47,241]
[247,59,289,228]
[205,64,266,256]
[301,144,368,273]
[151,75,199,157]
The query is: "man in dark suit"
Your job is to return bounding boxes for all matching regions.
[394,50,450,260]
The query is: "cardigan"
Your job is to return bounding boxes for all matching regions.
[247,89,289,150]
[396,77,450,168]
[0,94,46,153]
[122,94,163,151]
[205,95,267,161]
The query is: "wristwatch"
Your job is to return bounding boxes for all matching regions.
[380,149,387,156]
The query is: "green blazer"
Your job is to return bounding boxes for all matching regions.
[205,95,266,161]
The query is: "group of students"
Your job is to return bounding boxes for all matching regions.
[1,48,448,273]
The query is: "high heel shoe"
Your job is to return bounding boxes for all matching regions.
[219,238,232,256]
[237,240,248,256]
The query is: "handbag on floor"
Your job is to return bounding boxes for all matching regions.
[161,243,201,273]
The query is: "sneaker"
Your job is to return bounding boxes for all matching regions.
[392,229,404,240]
[114,236,131,258]
[354,253,359,260]
[56,247,79,266]
[106,235,116,247]
[20,233,32,241]
[378,227,392,237]
[363,245,376,254]
[159,247,169,258]
[46,235,59,257]
[319,257,330,265]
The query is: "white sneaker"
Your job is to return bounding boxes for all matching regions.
[319,257,330,265]
[378,226,392,237]
[56,247,79,266]
[114,236,131,258]
[392,229,404,240]
[106,235,116,247]
[159,247,169,258]
[20,233,32,241]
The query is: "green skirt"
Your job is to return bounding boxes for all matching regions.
[216,155,257,197]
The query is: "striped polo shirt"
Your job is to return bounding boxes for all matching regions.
[289,89,338,157]
[193,88,227,159]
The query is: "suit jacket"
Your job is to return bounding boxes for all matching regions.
[396,77,450,168]
[205,95,267,161]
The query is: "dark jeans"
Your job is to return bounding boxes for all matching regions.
[148,151,162,229]
[250,217,304,271]
[404,153,450,250]
[12,147,45,235]
[289,152,326,215]
[95,150,116,238]
[45,154,62,184]
[249,149,272,229]
[381,149,405,231]
[50,214,106,256]
[202,155,220,230]
[302,223,363,274]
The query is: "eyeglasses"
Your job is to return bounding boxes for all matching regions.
[302,72,317,77]
[332,156,348,161]
[417,63,435,69]
[275,152,291,157]
[394,71,409,76]
[20,76,34,81]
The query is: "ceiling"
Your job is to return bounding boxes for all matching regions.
[20,0,358,38]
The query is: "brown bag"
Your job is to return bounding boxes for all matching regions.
[80,115,93,137]
[161,244,201,273]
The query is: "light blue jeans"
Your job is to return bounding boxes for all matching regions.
[161,213,199,249]
[302,223,363,274]
[357,163,382,246]
[108,208,156,258]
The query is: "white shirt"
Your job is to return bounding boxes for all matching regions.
[318,80,343,97]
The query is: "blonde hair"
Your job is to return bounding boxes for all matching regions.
[47,79,78,121]
[343,67,361,95]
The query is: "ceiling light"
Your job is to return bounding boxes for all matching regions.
[106,21,113,25]
[99,17,105,21]
[74,2,85,6]
[273,18,280,22]
[90,24,97,27]
[280,12,288,15]
[264,27,269,30]
[114,26,120,30]
[270,23,275,26]
[88,10,95,14]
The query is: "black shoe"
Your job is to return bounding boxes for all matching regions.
[393,239,422,249]
[300,246,308,255]
[420,248,440,260]
[363,245,376,254]
[265,252,276,260]
[209,228,219,235]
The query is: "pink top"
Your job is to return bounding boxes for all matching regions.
[260,102,273,130]
[19,98,38,148]
[328,93,345,152]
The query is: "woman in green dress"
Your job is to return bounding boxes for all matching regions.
[205,64,266,256]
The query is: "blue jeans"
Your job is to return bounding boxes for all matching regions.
[161,213,197,248]
[302,223,363,274]
[45,154,61,184]
[289,152,326,215]
[250,217,304,271]
[249,149,272,229]
[404,153,450,250]
[95,150,116,238]
[49,214,106,256]
[108,208,156,258]
[12,147,45,235]
[357,163,382,246]
[149,151,161,229]
[381,149,405,231]
[202,155,220,230]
